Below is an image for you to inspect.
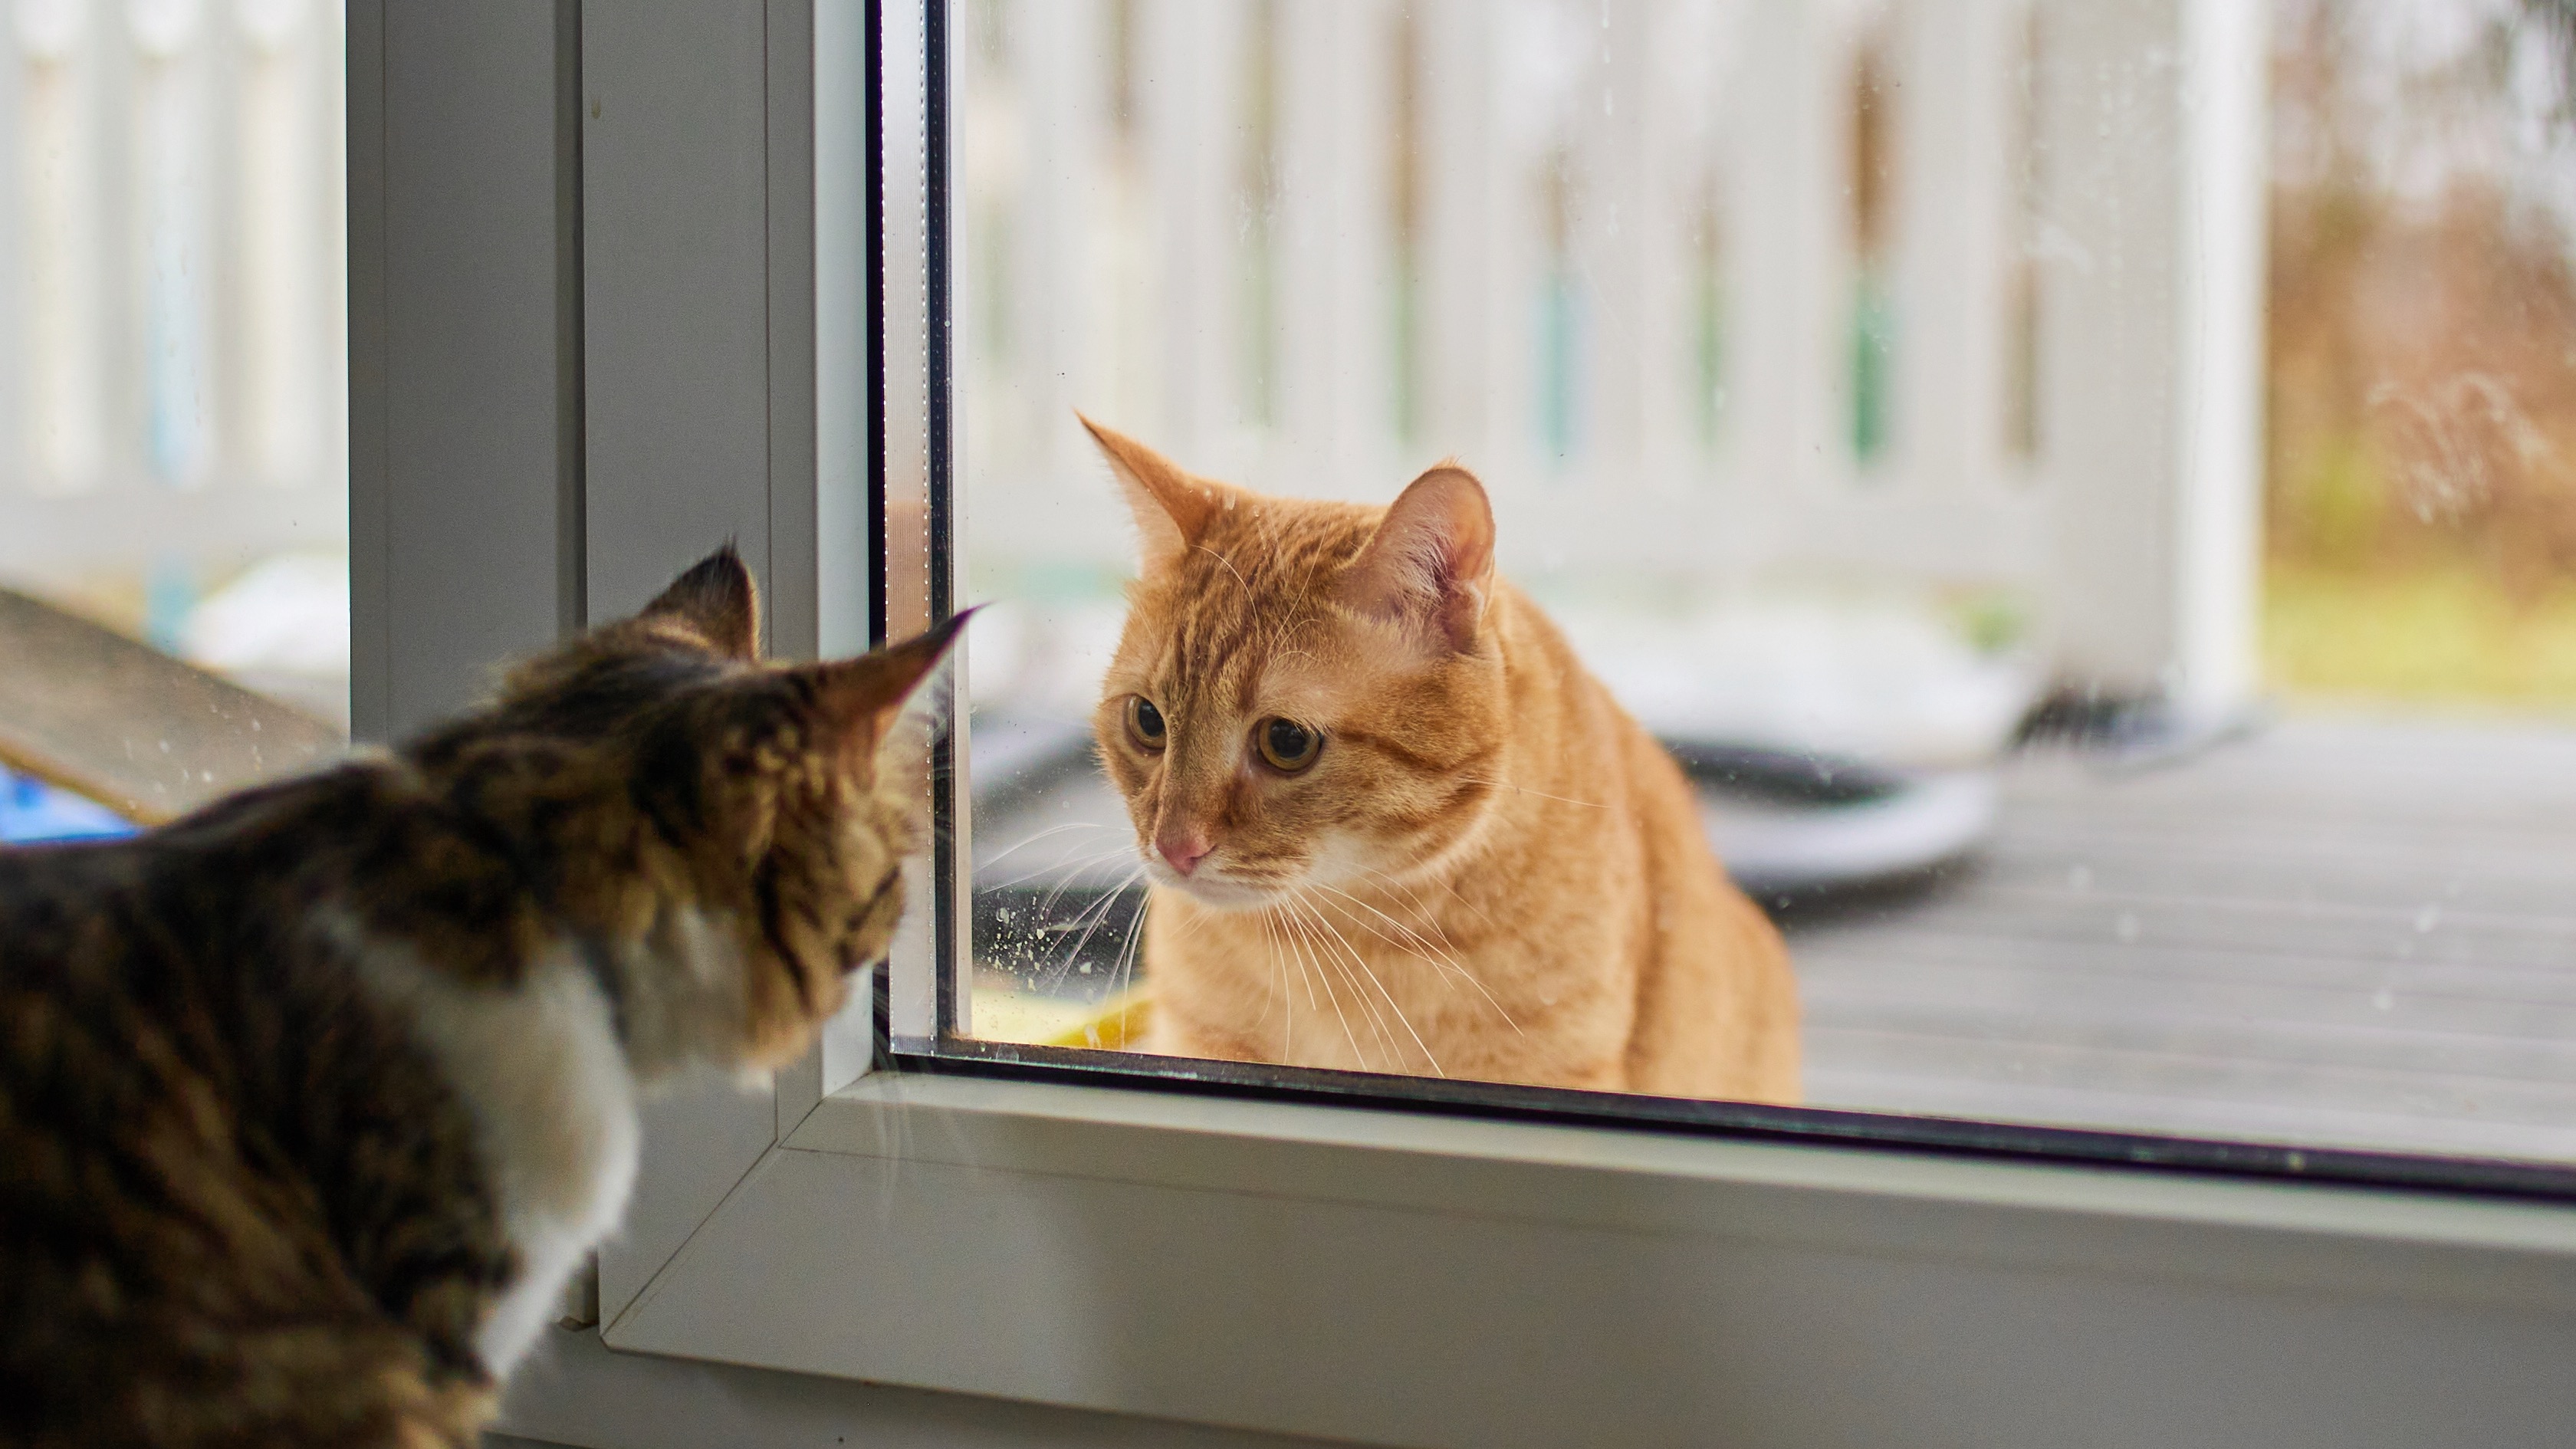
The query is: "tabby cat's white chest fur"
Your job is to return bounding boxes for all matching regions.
[352,928,641,1378]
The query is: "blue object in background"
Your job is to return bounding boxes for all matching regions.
[0,766,138,845]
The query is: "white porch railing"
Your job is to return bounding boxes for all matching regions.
[2,0,347,613]
[957,0,2267,712]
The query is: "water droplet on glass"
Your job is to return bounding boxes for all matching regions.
[2067,863,2092,891]
[2413,904,2441,933]
[2113,912,2140,943]
[2373,985,2394,1011]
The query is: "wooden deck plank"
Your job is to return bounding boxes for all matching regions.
[1799,717,2576,1162]
[1796,934,2576,1010]
[0,587,344,823]
[1802,886,2576,972]
[1798,968,2576,1050]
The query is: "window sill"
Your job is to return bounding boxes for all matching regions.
[600,1071,2576,1449]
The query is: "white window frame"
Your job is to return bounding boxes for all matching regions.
[350,5,2576,1445]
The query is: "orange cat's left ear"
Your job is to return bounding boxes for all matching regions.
[1334,465,1496,653]
[805,610,971,764]
[1079,412,1224,575]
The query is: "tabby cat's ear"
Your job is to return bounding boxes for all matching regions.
[642,546,761,659]
[1079,412,1224,575]
[804,610,972,764]
[1332,465,1496,653]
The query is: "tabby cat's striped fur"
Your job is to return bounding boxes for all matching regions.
[0,550,955,1447]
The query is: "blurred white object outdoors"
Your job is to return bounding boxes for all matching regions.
[179,552,349,724]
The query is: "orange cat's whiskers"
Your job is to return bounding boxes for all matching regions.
[1349,860,1500,938]
[1027,861,1138,935]
[1307,882,1522,1037]
[1254,908,1293,1060]
[1301,902,1405,1073]
[1453,774,1609,811]
[1024,843,1140,913]
[1278,902,1369,1071]
[977,821,1112,879]
[1108,886,1149,1043]
[986,839,1126,896]
[1038,864,1146,991]
[1283,905,1369,1069]
[1291,891,1443,1077]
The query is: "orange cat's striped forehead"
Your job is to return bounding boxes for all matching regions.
[1113,495,1376,694]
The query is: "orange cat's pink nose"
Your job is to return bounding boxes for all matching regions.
[1156,829,1212,876]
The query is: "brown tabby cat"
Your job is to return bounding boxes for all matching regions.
[1081,418,1799,1101]
[0,548,956,1448]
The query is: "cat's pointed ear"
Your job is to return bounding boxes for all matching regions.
[1079,412,1222,574]
[642,545,761,659]
[1332,465,1496,653]
[805,610,973,768]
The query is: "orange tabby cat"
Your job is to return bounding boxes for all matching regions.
[1082,417,1799,1102]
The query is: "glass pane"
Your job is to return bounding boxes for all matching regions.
[4,0,349,840]
[946,0,2576,1170]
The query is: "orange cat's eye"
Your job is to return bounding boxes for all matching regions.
[1125,695,1168,751]
[1254,717,1321,773]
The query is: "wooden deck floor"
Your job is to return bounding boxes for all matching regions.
[1792,714,2576,1165]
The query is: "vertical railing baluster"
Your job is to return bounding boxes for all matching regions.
[129,0,210,491]
[235,0,316,486]
[18,0,104,494]
[1273,0,1392,494]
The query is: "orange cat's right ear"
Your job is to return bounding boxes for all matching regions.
[1334,465,1497,654]
[1079,413,1221,574]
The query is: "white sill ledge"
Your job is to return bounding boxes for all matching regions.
[775,1072,2576,1310]
[596,1070,2576,1449]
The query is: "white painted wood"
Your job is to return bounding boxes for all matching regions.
[1417,0,1495,467]
[14,5,104,492]
[599,1073,2576,1449]
[0,8,332,736]
[998,0,1099,487]
[1897,2,1967,502]
[1139,0,1241,462]
[1273,0,1394,496]
[2035,0,2266,710]
[2171,0,2269,720]
[6,0,347,579]
[1726,0,1806,568]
